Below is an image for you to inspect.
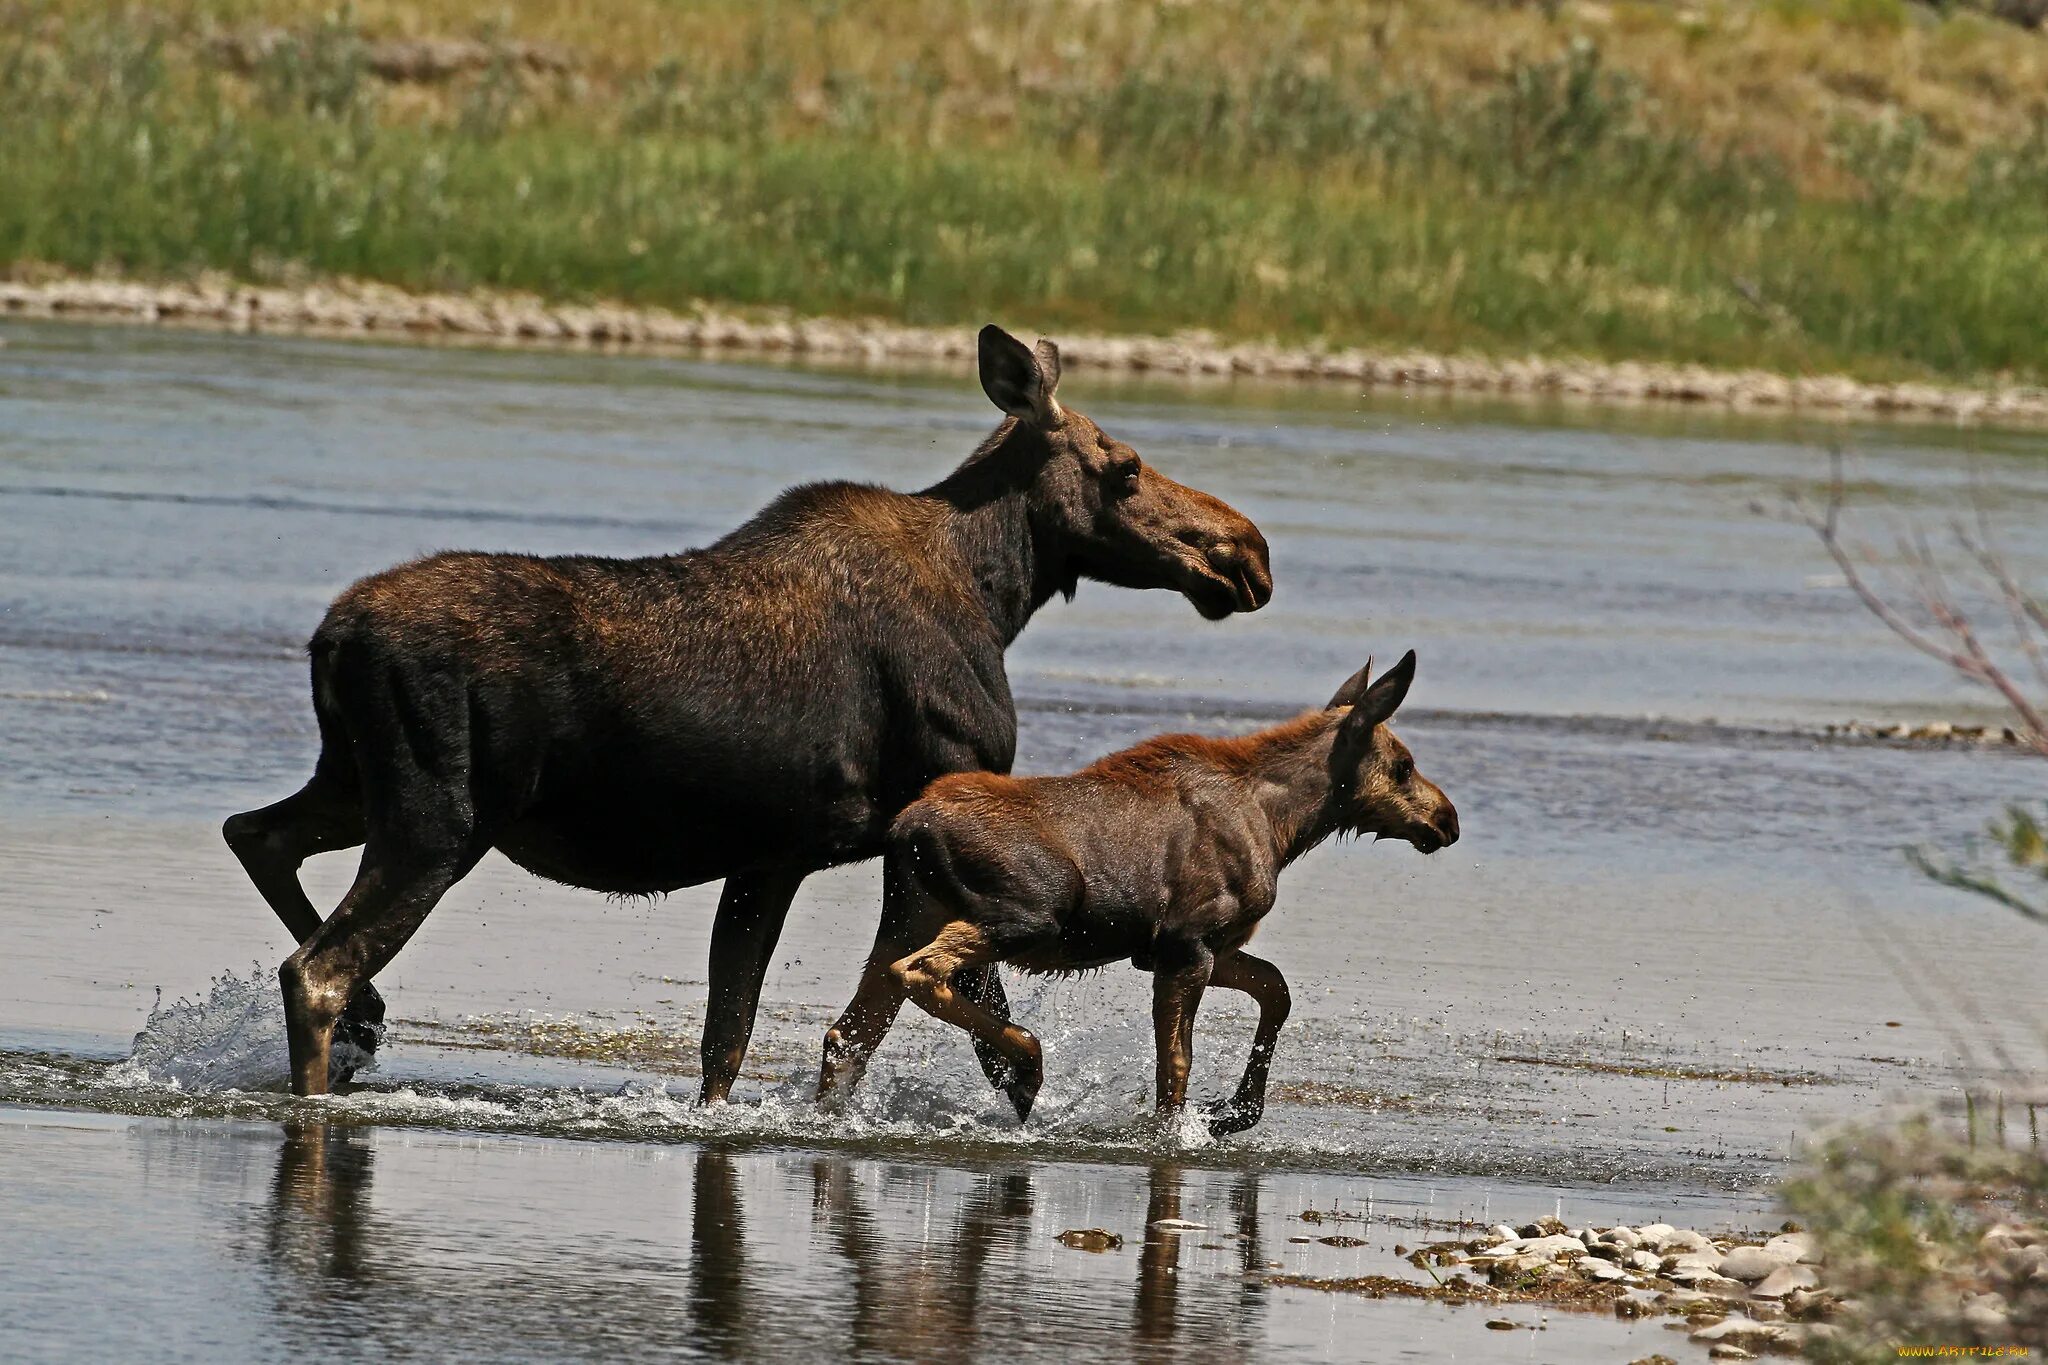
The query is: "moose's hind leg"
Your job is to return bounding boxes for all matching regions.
[817,955,908,1107]
[224,776,389,1061]
[280,843,477,1096]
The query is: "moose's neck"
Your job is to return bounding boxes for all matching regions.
[1242,713,1347,869]
[925,422,1070,645]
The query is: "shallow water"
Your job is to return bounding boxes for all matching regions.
[3,321,2046,1360]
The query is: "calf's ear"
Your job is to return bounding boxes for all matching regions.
[979,324,1060,424]
[1327,657,1373,710]
[1337,650,1417,742]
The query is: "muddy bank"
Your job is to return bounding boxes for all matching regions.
[5,270,2046,426]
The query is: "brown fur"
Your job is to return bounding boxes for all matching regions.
[817,652,1458,1133]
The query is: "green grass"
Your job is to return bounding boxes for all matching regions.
[4,11,2047,382]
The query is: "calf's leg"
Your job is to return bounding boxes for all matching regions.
[1203,951,1291,1136]
[891,921,1043,1121]
[700,869,806,1105]
[953,965,1019,1092]
[1150,947,1214,1121]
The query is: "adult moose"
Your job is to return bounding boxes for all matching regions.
[225,325,1273,1098]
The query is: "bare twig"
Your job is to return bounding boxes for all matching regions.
[1798,449,2048,757]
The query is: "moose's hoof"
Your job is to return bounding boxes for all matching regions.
[343,981,386,1029]
[1203,1098,1264,1138]
[330,982,387,1084]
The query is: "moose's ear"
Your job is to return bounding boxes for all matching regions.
[1337,649,1416,741]
[979,324,1058,424]
[1327,657,1373,710]
[1033,338,1062,398]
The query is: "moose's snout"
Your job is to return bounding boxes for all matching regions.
[1434,803,1461,849]
[1210,530,1274,613]
[1184,523,1273,619]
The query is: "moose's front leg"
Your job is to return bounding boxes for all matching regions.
[1149,942,1214,1119]
[700,868,806,1105]
[1203,950,1291,1136]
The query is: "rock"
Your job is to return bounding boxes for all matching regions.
[1056,1228,1122,1252]
[1149,1218,1205,1230]
[1486,1233,1584,1261]
[1667,1250,1725,1274]
[1717,1246,1790,1282]
[1636,1223,1678,1245]
[1783,1287,1833,1318]
[1582,1258,1628,1281]
[1707,1347,1756,1361]
[1600,1227,1643,1251]
[1749,1264,1820,1299]
[1484,1319,1518,1330]
[1657,1228,1713,1254]
[2003,1244,2048,1279]
[1630,1250,1665,1273]
[1488,1223,1518,1243]
[1696,1276,1753,1299]
[1960,1292,2011,1341]
[1692,1317,1785,1346]
[1762,1231,1818,1264]
[1586,1242,1627,1262]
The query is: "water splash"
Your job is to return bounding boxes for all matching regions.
[108,963,375,1092]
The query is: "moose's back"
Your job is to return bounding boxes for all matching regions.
[310,482,1003,893]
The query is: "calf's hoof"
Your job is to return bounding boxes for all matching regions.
[1004,1058,1043,1124]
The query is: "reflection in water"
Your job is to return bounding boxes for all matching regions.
[255,1125,1273,1362]
[267,1121,377,1285]
[1136,1163,1266,1353]
[812,1157,1037,1364]
[690,1149,751,1358]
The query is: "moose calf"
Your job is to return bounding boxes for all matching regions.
[816,650,1458,1134]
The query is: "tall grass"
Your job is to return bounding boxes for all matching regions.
[3,10,2046,381]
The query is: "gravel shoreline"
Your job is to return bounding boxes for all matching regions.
[6,272,2047,426]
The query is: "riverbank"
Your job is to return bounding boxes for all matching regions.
[8,5,2048,397]
[9,271,2048,426]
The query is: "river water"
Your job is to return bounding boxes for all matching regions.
[2,320,2044,1361]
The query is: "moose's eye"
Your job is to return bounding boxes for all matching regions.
[1111,461,1142,497]
[1390,757,1414,783]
